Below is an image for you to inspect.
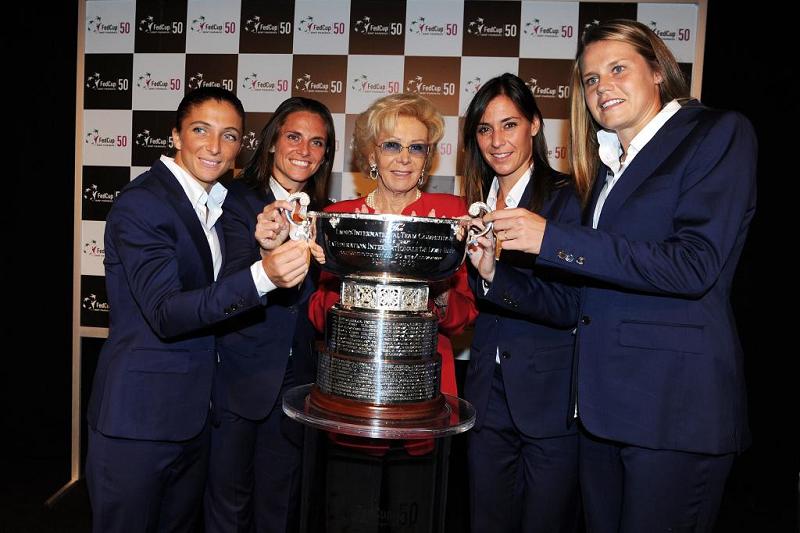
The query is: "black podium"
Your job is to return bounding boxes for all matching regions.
[284,384,475,532]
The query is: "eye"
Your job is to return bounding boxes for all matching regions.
[286,132,301,143]
[503,122,518,130]
[311,139,326,148]
[612,64,624,74]
[381,141,402,153]
[192,126,207,134]
[583,76,598,87]
[476,125,491,136]
[224,132,239,142]
[410,143,429,156]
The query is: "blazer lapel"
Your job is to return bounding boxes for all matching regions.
[596,103,703,229]
[150,161,215,282]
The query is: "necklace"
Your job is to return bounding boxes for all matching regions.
[365,188,421,211]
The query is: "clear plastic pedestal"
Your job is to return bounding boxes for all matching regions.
[283,384,476,532]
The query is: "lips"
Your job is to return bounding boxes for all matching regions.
[290,158,311,168]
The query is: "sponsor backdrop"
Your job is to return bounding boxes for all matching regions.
[78,0,705,332]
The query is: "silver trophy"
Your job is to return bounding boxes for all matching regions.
[285,198,487,422]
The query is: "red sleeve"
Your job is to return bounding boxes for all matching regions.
[433,262,478,337]
[308,270,341,333]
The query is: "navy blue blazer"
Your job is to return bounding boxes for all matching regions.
[214,180,317,420]
[466,171,582,438]
[539,101,757,454]
[87,160,265,442]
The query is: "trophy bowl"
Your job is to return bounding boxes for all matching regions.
[310,211,470,282]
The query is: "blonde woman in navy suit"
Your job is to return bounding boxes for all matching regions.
[462,73,582,533]
[485,20,757,532]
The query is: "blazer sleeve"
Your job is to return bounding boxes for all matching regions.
[107,188,263,339]
[220,190,260,278]
[538,111,757,297]
[479,185,583,328]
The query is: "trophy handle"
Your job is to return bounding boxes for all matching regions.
[285,192,312,241]
[467,201,493,244]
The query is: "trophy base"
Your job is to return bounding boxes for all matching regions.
[308,385,447,422]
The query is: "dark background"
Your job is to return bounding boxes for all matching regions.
[3,1,797,531]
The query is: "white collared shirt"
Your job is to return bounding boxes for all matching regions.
[592,99,681,229]
[160,155,226,280]
[486,165,533,363]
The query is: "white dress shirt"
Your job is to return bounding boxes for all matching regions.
[592,99,681,229]
[485,165,533,363]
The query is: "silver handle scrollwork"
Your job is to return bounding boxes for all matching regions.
[467,201,493,246]
[285,192,312,241]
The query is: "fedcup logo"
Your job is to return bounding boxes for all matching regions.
[86,72,128,91]
[188,72,223,90]
[405,75,456,97]
[295,73,341,94]
[243,73,288,93]
[298,16,344,35]
[87,16,131,34]
[82,293,110,312]
[190,15,235,35]
[243,15,289,35]
[135,129,172,150]
[647,20,690,41]
[137,72,181,91]
[351,74,398,94]
[464,76,482,95]
[83,240,105,257]
[408,17,446,36]
[138,15,182,34]
[83,184,118,203]
[466,17,507,37]
[242,131,259,152]
[85,129,117,147]
[353,16,399,36]
[523,18,561,37]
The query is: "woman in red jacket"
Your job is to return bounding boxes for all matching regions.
[308,92,477,397]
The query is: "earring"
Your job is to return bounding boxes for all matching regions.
[369,162,379,180]
[417,169,426,188]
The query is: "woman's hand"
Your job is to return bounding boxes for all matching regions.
[467,226,497,283]
[255,200,293,251]
[485,208,547,255]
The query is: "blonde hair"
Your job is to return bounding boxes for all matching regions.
[352,93,444,181]
[570,19,689,205]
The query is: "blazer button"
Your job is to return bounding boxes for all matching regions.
[230,304,238,312]
[501,351,511,360]
[580,315,591,325]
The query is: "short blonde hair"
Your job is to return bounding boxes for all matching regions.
[352,93,444,176]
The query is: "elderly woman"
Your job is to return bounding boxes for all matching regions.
[308,92,477,397]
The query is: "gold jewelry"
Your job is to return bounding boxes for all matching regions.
[364,189,421,211]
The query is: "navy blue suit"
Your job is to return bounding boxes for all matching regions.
[539,102,757,531]
[465,171,582,533]
[86,160,265,533]
[204,179,317,533]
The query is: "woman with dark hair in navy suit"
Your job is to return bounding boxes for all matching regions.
[86,87,315,533]
[204,97,335,533]
[461,73,582,533]
[485,20,757,532]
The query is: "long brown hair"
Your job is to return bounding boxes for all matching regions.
[569,19,690,205]
[238,97,335,210]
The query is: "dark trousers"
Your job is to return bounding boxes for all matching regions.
[204,369,302,533]
[86,419,210,533]
[467,364,580,533]
[579,426,735,533]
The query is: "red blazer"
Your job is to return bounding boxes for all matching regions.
[308,192,478,396]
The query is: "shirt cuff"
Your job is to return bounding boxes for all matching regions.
[251,260,277,296]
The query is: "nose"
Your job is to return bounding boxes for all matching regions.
[491,128,505,148]
[206,136,221,155]
[297,140,311,156]
[396,146,412,163]
[596,76,611,95]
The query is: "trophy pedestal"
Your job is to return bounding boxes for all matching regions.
[283,384,475,532]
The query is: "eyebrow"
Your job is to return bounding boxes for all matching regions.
[478,116,521,126]
[284,129,326,141]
